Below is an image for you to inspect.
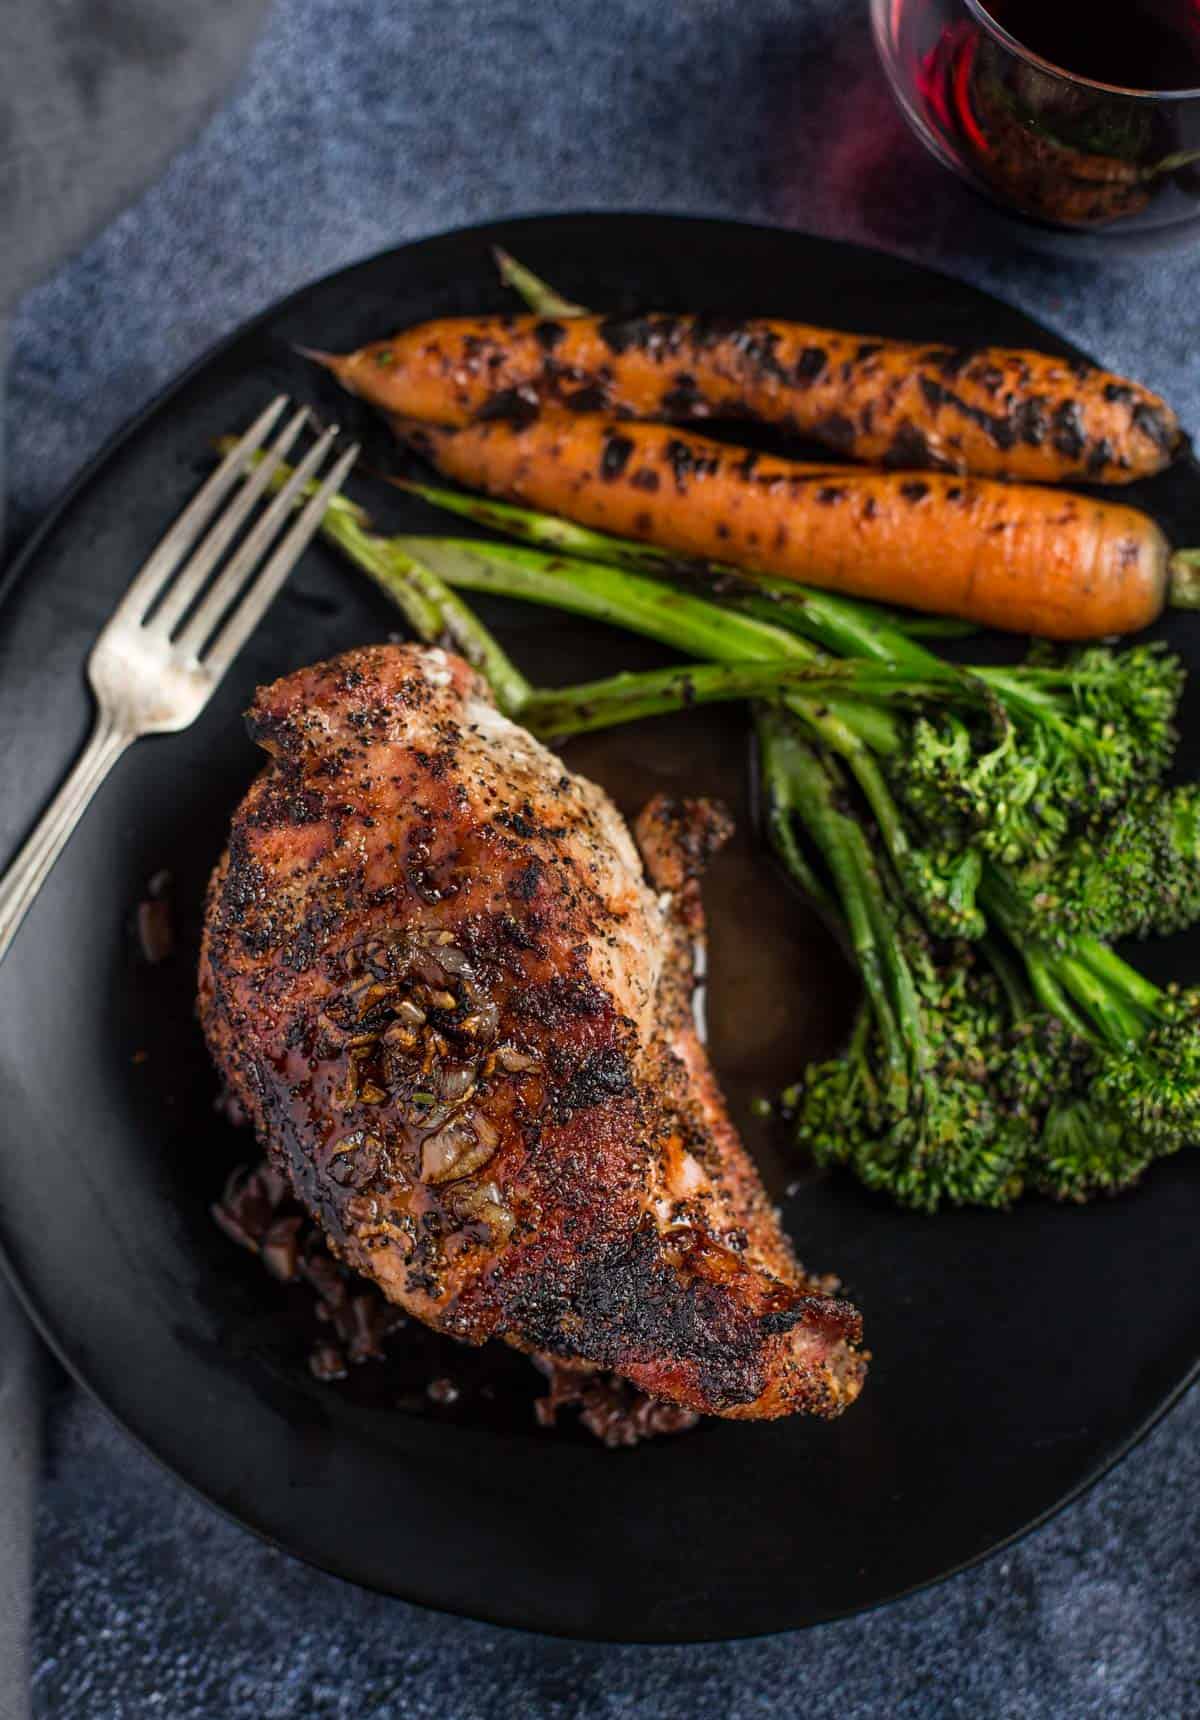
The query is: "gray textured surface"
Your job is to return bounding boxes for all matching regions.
[0,1281,39,1720]
[5,0,1200,1714]
[32,1378,1199,1719]
[0,0,270,311]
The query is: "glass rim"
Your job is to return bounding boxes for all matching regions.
[964,0,1200,102]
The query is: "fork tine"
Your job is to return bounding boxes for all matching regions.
[111,395,288,625]
[200,444,360,678]
[173,424,340,659]
[149,404,311,638]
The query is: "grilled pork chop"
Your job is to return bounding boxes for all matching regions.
[199,644,865,1419]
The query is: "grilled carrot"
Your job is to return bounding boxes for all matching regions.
[315,312,1181,485]
[392,413,1189,640]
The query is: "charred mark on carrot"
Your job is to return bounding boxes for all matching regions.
[1015,398,1048,448]
[920,376,1017,452]
[817,414,856,454]
[1133,403,1177,451]
[476,386,540,429]
[597,314,645,355]
[689,312,741,349]
[1087,438,1115,477]
[885,423,934,468]
[729,328,788,382]
[1051,402,1086,461]
[565,383,610,413]
[926,346,973,378]
[794,347,827,384]
[664,438,718,493]
[661,374,703,416]
[601,433,635,480]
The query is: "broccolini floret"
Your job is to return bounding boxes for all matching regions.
[764,710,1193,1211]
[1005,785,1200,947]
[890,644,1183,868]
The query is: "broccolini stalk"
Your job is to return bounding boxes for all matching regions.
[759,708,1026,1211]
[754,709,840,924]
[391,534,914,758]
[390,534,818,665]
[520,660,939,741]
[352,528,533,716]
[755,711,918,1112]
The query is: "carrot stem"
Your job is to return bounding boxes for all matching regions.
[493,248,587,318]
[1168,550,1200,610]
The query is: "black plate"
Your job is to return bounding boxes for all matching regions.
[1,215,1198,1643]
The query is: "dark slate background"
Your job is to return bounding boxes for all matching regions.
[5,1,1199,1714]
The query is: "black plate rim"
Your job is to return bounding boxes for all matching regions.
[3,210,1197,1642]
[4,1234,1197,1646]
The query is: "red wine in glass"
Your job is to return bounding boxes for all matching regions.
[873,0,1200,240]
[981,0,1200,92]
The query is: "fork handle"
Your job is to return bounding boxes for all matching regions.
[0,710,131,967]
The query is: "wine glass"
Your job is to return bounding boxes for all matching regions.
[871,0,1200,247]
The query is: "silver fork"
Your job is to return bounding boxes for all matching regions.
[0,397,358,966]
